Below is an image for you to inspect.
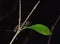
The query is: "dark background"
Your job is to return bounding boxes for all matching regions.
[0,0,19,44]
[0,0,60,44]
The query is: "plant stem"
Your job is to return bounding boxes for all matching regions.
[10,29,22,44]
[21,1,40,44]
[10,0,21,44]
[47,15,60,44]
[21,0,40,28]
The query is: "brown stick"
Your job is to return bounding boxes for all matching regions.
[47,15,60,44]
[9,0,21,44]
[21,1,40,28]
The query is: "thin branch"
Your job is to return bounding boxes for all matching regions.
[47,15,60,44]
[21,1,40,44]
[9,0,40,44]
[19,0,21,29]
[10,29,22,44]
[9,0,21,44]
[21,0,40,28]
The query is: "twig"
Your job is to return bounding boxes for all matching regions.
[9,0,40,44]
[21,1,40,44]
[19,0,21,27]
[21,0,40,28]
[9,0,21,44]
[47,15,60,44]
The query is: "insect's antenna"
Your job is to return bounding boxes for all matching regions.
[9,0,40,44]
[47,15,60,44]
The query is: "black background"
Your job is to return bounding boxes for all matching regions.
[0,0,60,44]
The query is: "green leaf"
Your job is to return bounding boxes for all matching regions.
[27,24,51,36]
